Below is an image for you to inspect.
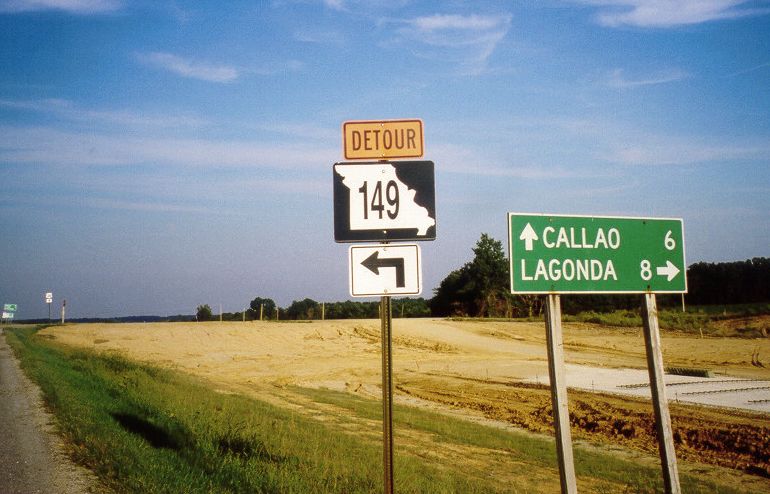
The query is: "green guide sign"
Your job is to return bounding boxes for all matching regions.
[508,213,687,294]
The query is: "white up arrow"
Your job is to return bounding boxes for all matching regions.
[519,223,538,251]
[656,260,680,281]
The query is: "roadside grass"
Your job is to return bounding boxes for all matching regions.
[4,326,751,493]
[294,386,747,493]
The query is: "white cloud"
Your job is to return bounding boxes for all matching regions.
[0,125,337,168]
[606,68,689,88]
[576,0,770,28]
[293,29,344,45]
[84,198,212,214]
[249,59,304,76]
[0,98,208,128]
[136,52,239,83]
[390,13,512,75]
[322,0,344,11]
[0,0,121,14]
[255,122,338,141]
[726,61,770,77]
[604,138,770,166]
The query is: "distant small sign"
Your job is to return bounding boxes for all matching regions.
[343,119,423,160]
[3,304,17,312]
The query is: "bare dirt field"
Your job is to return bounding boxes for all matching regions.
[43,318,770,491]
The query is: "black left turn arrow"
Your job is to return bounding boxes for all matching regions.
[361,251,405,287]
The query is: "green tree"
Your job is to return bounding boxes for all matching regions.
[430,268,473,316]
[392,297,431,318]
[196,304,212,321]
[431,233,513,317]
[286,298,320,320]
[467,233,510,316]
[248,297,276,320]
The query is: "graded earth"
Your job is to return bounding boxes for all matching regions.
[42,318,770,492]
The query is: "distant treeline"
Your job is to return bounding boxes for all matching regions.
[19,314,195,324]
[685,258,770,305]
[19,242,768,323]
[195,297,431,322]
[560,257,770,314]
[428,234,770,318]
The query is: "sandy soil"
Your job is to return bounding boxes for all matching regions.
[42,318,770,492]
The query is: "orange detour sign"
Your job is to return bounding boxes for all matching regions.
[343,119,423,160]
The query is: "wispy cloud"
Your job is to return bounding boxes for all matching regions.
[136,52,239,83]
[84,197,212,214]
[604,138,770,166]
[249,59,304,76]
[0,0,122,14]
[387,13,512,75]
[725,61,770,77]
[576,0,770,28]
[0,98,208,128]
[606,68,689,88]
[0,125,337,168]
[293,29,344,45]
[254,122,337,141]
[322,0,344,11]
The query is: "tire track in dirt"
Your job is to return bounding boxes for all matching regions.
[396,373,770,488]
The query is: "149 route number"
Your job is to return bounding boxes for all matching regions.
[358,180,399,220]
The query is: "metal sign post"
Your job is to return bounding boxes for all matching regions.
[544,295,578,494]
[642,294,681,494]
[380,295,394,494]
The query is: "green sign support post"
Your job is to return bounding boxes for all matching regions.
[509,213,686,494]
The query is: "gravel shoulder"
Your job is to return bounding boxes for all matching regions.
[0,327,99,494]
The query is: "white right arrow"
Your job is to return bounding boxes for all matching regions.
[656,260,680,281]
[519,223,538,251]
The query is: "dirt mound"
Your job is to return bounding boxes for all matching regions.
[397,375,770,478]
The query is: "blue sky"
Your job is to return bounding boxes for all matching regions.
[1,0,768,319]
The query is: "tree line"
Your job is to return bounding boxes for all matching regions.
[195,297,430,322]
[196,234,768,321]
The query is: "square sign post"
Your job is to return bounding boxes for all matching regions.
[509,213,686,494]
[336,120,435,494]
